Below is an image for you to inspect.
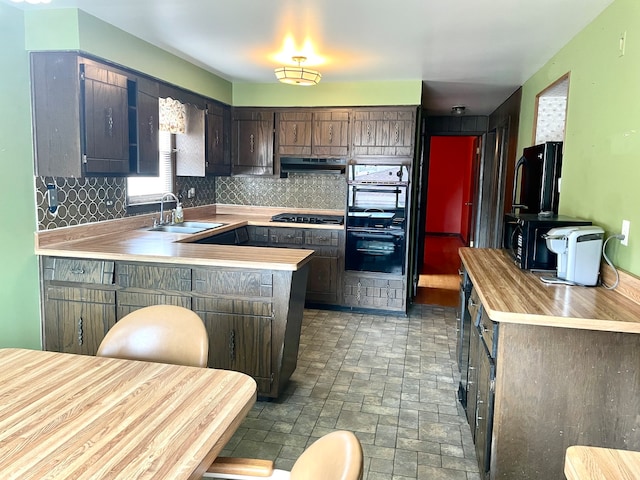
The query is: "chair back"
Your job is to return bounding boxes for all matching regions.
[290,430,363,480]
[97,305,209,367]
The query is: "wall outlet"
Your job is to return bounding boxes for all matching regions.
[187,187,196,199]
[47,183,58,214]
[621,219,630,246]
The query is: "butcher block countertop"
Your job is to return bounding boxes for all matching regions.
[459,247,640,334]
[565,446,640,480]
[35,205,343,271]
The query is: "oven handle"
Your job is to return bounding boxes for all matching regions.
[348,231,398,241]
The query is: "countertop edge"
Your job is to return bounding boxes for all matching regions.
[460,247,640,334]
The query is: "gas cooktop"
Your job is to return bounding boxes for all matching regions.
[271,213,344,225]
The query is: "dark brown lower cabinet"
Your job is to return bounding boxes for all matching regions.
[343,272,406,311]
[41,256,307,398]
[43,286,116,356]
[459,280,640,479]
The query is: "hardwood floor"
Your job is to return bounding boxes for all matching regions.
[414,234,465,307]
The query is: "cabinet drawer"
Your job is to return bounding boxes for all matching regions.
[305,230,340,248]
[467,287,481,321]
[43,257,114,285]
[116,263,191,291]
[193,268,273,298]
[479,309,497,356]
[269,228,304,245]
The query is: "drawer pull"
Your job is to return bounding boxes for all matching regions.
[77,317,83,346]
[229,330,235,361]
[71,268,85,275]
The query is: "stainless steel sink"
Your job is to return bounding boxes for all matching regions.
[147,221,224,234]
[179,221,224,229]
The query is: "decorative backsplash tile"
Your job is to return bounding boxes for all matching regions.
[215,173,347,210]
[35,173,345,230]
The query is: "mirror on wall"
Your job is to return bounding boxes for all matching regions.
[534,74,569,145]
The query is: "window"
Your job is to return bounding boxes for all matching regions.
[126,130,174,204]
[534,74,569,144]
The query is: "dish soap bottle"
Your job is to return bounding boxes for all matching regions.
[174,202,184,224]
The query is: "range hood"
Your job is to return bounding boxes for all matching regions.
[279,157,346,178]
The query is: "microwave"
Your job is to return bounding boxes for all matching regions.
[503,213,591,270]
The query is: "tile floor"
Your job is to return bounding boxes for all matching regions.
[219,305,480,480]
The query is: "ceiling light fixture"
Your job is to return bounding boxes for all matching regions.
[451,105,466,115]
[274,56,321,86]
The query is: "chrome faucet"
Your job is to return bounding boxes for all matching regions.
[159,192,179,225]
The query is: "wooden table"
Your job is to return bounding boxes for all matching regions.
[565,446,640,480]
[0,348,257,479]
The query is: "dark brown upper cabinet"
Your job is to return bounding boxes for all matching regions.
[31,52,160,178]
[205,103,231,176]
[278,111,313,157]
[80,63,130,175]
[232,108,274,176]
[277,109,350,158]
[131,77,160,176]
[351,107,416,157]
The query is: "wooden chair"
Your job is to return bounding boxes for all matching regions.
[96,305,209,367]
[204,430,363,480]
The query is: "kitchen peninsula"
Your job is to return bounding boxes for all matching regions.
[35,205,342,398]
[458,248,640,479]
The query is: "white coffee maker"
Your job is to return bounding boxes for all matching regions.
[544,225,605,286]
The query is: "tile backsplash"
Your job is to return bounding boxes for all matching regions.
[35,173,346,230]
[215,173,346,210]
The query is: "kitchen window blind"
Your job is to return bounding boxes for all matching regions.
[126,130,174,204]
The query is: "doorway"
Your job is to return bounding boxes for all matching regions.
[415,135,479,306]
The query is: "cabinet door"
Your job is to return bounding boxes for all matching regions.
[200,312,272,379]
[312,110,350,157]
[206,105,231,176]
[81,63,130,175]
[475,342,495,476]
[466,323,480,433]
[43,286,116,356]
[278,112,312,156]
[232,110,274,175]
[352,108,416,156]
[31,52,83,177]
[134,79,159,175]
[306,256,338,304]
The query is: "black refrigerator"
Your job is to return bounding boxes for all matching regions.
[511,141,563,215]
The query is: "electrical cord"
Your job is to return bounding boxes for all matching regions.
[601,234,625,290]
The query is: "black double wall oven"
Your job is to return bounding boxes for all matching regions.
[345,158,411,274]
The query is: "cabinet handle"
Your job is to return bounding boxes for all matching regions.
[469,298,477,307]
[215,129,220,145]
[328,124,333,144]
[249,134,255,153]
[105,107,114,137]
[77,317,83,346]
[356,281,362,302]
[292,124,298,144]
[71,268,85,275]
[394,122,399,143]
[229,329,235,361]
[366,123,371,142]
[458,269,464,276]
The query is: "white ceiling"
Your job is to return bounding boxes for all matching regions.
[10,0,614,115]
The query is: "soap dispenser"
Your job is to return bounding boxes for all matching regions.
[174,202,184,223]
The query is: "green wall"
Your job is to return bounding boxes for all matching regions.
[23,8,423,107]
[233,80,422,106]
[0,3,41,349]
[517,0,640,275]
[25,8,233,104]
